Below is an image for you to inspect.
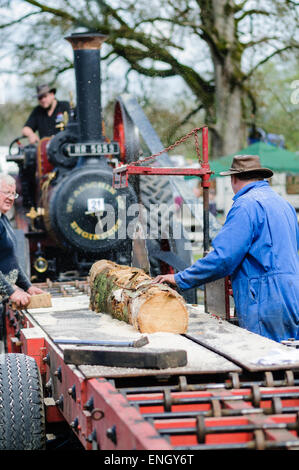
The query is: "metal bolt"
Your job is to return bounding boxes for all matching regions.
[45,379,52,391]
[54,366,62,382]
[106,425,117,445]
[83,396,94,412]
[68,384,76,401]
[86,429,97,443]
[43,353,50,365]
[70,417,79,432]
[55,394,64,410]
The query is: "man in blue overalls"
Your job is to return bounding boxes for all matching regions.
[153,154,299,343]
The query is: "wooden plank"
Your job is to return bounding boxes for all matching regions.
[63,347,187,369]
[26,293,52,309]
[27,294,89,313]
[186,305,299,372]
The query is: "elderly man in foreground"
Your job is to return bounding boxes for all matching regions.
[0,173,43,308]
[153,155,299,343]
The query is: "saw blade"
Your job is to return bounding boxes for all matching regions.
[131,219,150,274]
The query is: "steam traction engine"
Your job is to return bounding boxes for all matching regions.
[9,32,195,291]
[8,33,138,283]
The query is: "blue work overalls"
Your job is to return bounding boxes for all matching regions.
[174,181,299,342]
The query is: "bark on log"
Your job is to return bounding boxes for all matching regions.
[89,260,188,334]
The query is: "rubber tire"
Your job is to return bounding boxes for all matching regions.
[0,353,46,450]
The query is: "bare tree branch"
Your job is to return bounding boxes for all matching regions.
[23,0,77,21]
[244,44,299,81]
[242,36,281,49]
[166,104,204,143]
[236,8,271,22]
[0,11,40,29]
[0,0,297,155]
[110,38,214,107]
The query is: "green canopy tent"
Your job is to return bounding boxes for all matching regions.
[209,142,299,178]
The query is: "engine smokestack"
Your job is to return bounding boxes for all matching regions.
[65,32,107,142]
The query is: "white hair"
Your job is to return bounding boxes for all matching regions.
[0,173,16,189]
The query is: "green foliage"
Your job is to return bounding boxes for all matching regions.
[248,59,299,151]
[0,101,32,145]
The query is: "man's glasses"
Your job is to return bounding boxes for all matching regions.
[0,190,19,199]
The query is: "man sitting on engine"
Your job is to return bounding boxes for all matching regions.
[22,84,70,144]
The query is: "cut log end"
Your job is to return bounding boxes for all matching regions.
[137,290,188,334]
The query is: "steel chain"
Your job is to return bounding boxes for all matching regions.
[130,126,205,166]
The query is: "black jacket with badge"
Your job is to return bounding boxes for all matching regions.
[24,100,70,138]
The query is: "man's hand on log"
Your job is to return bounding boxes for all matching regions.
[9,289,31,308]
[27,285,44,295]
[152,274,177,286]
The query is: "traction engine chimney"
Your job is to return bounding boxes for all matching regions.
[65,32,107,142]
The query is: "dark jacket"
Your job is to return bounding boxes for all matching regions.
[24,100,70,138]
[0,214,31,299]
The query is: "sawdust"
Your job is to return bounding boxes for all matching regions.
[66,310,222,369]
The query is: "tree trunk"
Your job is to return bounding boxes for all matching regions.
[210,78,246,158]
[89,260,188,334]
[202,0,247,157]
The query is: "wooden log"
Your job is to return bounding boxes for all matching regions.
[12,292,52,310]
[89,260,188,334]
[27,293,52,309]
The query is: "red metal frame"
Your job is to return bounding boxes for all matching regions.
[5,305,173,449]
[112,125,213,285]
[112,126,212,189]
[113,101,126,162]
[225,276,234,321]
[124,387,299,449]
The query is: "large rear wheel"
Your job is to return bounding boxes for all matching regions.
[0,353,46,450]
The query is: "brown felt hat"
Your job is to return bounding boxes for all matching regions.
[219,154,273,178]
[36,84,56,98]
